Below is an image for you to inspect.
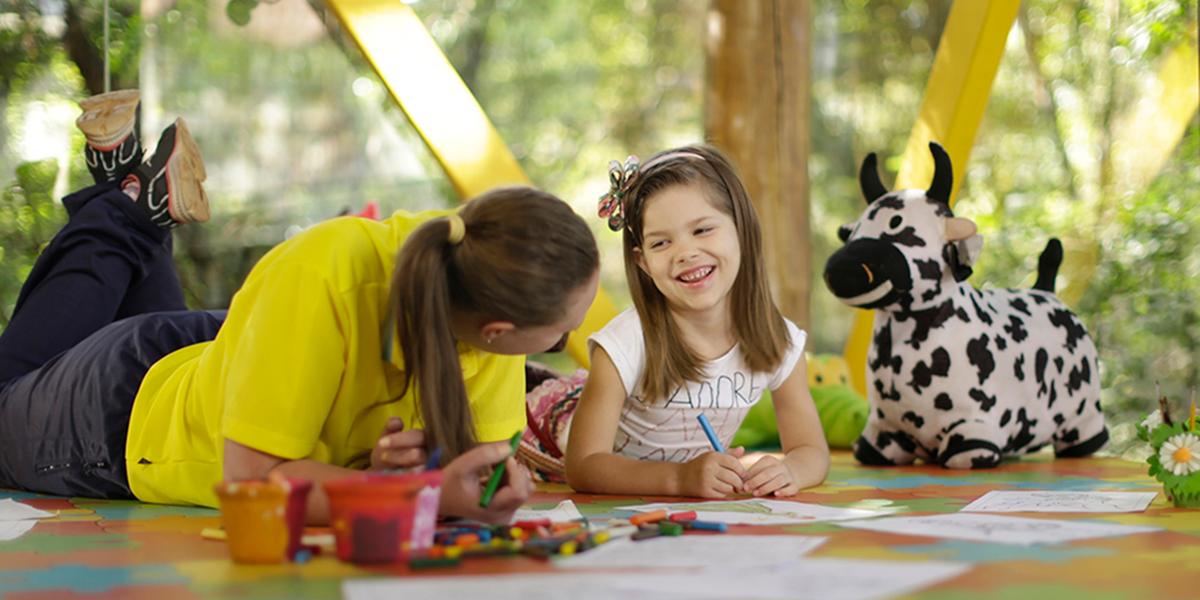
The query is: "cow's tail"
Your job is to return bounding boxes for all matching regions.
[1034,238,1063,293]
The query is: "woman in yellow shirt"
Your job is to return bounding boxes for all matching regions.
[0,92,599,524]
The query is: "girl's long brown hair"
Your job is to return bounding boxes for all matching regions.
[621,145,790,402]
[391,187,598,460]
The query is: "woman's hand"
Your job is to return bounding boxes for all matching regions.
[679,447,746,498]
[438,442,534,523]
[743,454,801,497]
[369,417,427,471]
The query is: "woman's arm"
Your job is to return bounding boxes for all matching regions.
[743,357,831,496]
[224,435,532,525]
[224,438,354,525]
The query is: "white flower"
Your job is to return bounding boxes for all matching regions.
[1159,433,1200,476]
[1141,410,1163,431]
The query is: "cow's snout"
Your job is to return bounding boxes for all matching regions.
[824,238,912,308]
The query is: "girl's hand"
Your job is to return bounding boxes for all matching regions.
[680,447,747,498]
[743,454,801,497]
[369,417,427,471]
[438,442,534,524]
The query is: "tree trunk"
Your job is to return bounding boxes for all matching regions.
[705,0,811,330]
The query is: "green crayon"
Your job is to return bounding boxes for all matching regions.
[479,430,523,508]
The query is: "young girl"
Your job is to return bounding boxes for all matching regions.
[0,90,600,524]
[561,145,828,498]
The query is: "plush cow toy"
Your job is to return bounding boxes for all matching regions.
[823,142,1107,469]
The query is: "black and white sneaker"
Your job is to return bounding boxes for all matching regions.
[122,118,209,228]
[76,89,143,185]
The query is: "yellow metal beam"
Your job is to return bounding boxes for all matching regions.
[326,0,616,367]
[1110,39,1199,196]
[843,0,1020,394]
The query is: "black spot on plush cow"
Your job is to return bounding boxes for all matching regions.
[823,142,1107,469]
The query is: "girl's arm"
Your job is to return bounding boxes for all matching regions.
[564,346,745,497]
[743,357,831,496]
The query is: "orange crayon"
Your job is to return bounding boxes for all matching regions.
[630,509,668,525]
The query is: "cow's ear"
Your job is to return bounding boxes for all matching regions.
[837,225,853,242]
[945,217,976,241]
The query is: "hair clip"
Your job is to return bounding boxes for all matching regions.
[597,155,639,231]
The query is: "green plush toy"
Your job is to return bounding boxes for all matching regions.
[731,353,868,450]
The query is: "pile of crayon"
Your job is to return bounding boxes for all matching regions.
[409,517,611,569]
[627,509,728,541]
[408,510,729,569]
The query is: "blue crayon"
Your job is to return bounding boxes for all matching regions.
[696,413,725,453]
[687,520,728,533]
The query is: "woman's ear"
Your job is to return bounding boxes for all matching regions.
[479,321,516,345]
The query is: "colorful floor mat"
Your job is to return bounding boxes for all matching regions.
[1,451,1196,599]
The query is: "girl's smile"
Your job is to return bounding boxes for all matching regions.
[676,264,715,286]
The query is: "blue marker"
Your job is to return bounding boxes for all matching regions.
[696,413,724,453]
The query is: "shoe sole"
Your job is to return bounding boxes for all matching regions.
[77,90,140,149]
[165,118,210,224]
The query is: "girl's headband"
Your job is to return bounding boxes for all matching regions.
[596,151,704,232]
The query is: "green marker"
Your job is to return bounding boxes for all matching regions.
[478,430,522,508]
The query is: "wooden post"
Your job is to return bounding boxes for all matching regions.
[705,0,812,331]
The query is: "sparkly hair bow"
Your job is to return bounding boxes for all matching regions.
[597,155,640,231]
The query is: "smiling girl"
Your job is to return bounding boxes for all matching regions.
[560,145,829,498]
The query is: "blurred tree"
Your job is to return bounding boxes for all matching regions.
[0,0,1194,444]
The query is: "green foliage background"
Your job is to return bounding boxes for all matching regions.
[0,0,1195,455]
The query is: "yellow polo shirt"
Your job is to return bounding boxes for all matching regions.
[124,211,526,507]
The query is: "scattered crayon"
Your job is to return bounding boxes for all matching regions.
[513,519,552,530]
[454,533,481,547]
[668,511,697,522]
[657,521,684,536]
[630,509,668,525]
[686,520,728,533]
[631,527,663,541]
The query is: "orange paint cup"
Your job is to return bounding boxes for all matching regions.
[213,478,311,564]
[323,471,442,564]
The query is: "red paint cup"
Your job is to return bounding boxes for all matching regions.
[323,471,442,564]
[213,478,311,564]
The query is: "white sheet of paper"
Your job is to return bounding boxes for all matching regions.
[839,512,1159,546]
[0,498,54,520]
[555,535,826,569]
[343,558,968,600]
[0,519,38,541]
[509,499,584,524]
[961,490,1157,513]
[615,499,886,525]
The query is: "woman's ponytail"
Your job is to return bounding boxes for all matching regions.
[390,217,475,461]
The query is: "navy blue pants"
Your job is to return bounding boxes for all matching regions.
[0,183,223,498]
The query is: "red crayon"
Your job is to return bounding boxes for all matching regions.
[668,511,697,522]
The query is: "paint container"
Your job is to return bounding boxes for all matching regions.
[324,471,442,564]
[213,478,311,564]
